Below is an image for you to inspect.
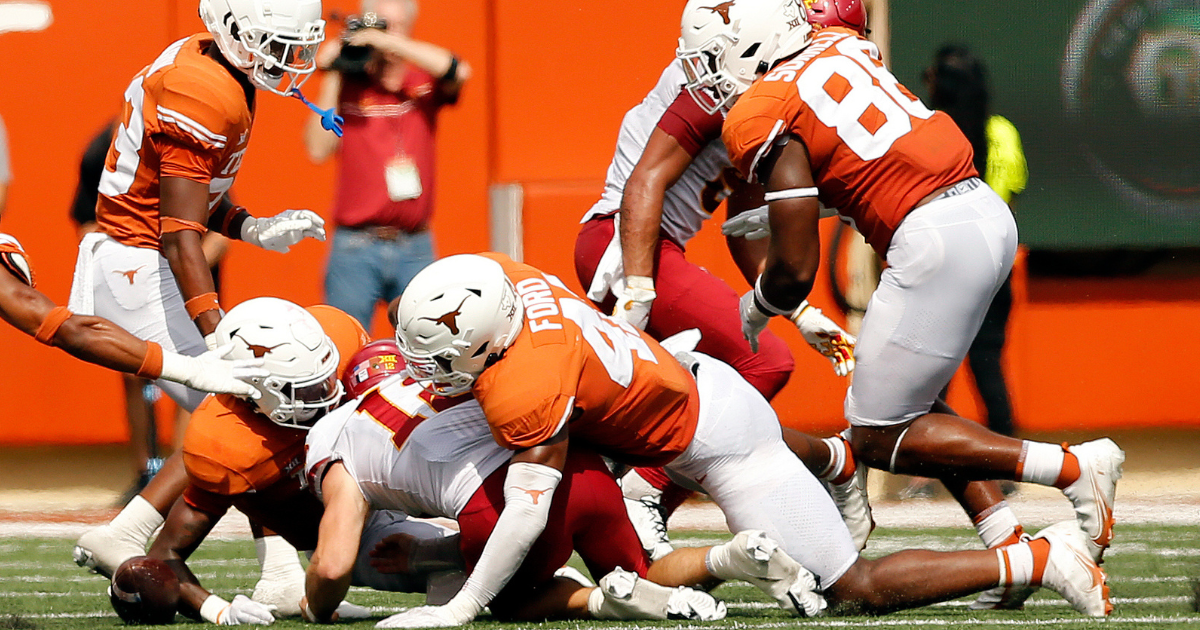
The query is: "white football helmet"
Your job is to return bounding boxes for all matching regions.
[677,0,813,114]
[214,297,342,429]
[198,0,325,96]
[394,255,523,396]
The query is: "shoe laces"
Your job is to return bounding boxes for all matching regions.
[638,498,670,543]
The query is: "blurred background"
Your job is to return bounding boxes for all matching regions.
[0,0,1196,504]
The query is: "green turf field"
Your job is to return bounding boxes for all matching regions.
[1,524,1198,629]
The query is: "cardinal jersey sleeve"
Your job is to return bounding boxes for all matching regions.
[657,90,724,157]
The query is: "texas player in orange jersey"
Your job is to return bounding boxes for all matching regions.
[680,0,1119,612]
[77,302,385,617]
[392,252,1111,623]
[137,298,452,625]
[68,0,328,416]
[0,233,263,394]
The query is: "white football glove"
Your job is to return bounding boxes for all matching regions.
[722,205,770,240]
[204,332,219,352]
[739,290,773,353]
[334,601,373,620]
[160,344,267,398]
[201,594,277,626]
[790,302,856,377]
[375,603,474,629]
[241,210,327,253]
[612,275,656,331]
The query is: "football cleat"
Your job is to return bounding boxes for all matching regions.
[1061,438,1125,562]
[718,530,827,617]
[1034,520,1112,617]
[969,583,1039,610]
[820,433,874,550]
[623,497,674,562]
[73,525,146,579]
[597,567,726,621]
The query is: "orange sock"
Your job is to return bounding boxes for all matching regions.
[1028,538,1051,585]
[1054,444,1081,489]
[997,537,1050,587]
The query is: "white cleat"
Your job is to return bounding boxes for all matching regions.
[597,568,727,621]
[1034,520,1112,617]
[72,525,145,579]
[821,433,874,551]
[969,583,1039,610]
[1062,438,1124,562]
[721,530,827,617]
[622,496,674,562]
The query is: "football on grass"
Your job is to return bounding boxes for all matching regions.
[109,556,180,625]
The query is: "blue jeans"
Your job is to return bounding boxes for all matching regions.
[324,227,435,329]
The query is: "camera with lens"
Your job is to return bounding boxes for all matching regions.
[331,12,388,75]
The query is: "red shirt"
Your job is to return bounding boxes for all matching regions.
[332,66,452,232]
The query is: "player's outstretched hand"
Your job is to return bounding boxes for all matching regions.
[791,302,855,376]
[215,594,277,625]
[334,601,372,620]
[375,605,470,629]
[722,205,770,240]
[611,276,655,331]
[739,290,771,353]
[241,210,327,253]
[161,344,267,398]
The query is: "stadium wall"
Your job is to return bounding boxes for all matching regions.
[0,1,1196,445]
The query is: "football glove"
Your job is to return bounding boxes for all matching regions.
[241,210,327,253]
[612,276,656,331]
[201,594,277,626]
[790,302,856,376]
[722,205,770,240]
[160,344,267,398]
[739,290,773,353]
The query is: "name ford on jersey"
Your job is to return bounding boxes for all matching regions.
[515,277,564,333]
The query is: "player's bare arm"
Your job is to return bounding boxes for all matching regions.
[723,177,769,285]
[759,137,823,311]
[147,497,221,616]
[619,128,695,279]
[304,462,369,623]
[160,176,222,338]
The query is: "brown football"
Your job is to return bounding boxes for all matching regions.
[109,556,180,625]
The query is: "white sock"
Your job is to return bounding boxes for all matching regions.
[1018,441,1065,485]
[975,503,1022,549]
[255,535,304,580]
[109,495,165,545]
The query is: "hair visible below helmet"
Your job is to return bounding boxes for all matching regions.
[394,255,523,396]
[198,0,325,96]
[214,297,343,428]
[804,0,867,35]
[677,0,813,114]
[342,339,406,399]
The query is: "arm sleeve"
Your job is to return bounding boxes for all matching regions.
[454,462,563,610]
[657,90,724,157]
[721,98,788,183]
[484,391,575,451]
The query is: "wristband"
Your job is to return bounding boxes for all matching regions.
[160,216,207,235]
[625,275,655,292]
[753,276,794,317]
[223,206,253,239]
[787,300,813,324]
[199,594,230,624]
[185,293,221,320]
[764,187,819,202]
[137,341,165,379]
[35,306,72,345]
[442,56,459,83]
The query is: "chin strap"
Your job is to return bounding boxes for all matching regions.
[291,88,344,137]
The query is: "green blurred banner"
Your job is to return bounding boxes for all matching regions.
[891,0,1200,249]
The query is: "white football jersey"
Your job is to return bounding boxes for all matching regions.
[305,377,511,519]
[580,59,732,246]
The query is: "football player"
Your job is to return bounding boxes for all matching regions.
[70,0,329,588]
[390,253,1112,625]
[683,0,1123,594]
[142,298,448,625]
[0,233,262,396]
[302,342,819,625]
[572,0,868,560]
[68,0,328,414]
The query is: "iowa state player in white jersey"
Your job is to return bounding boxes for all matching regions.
[574,5,870,563]
[679,0,1124,607]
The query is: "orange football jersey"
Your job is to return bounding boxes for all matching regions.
[723,28,977,255]
[472,253,700,467]
[97,34,254,250]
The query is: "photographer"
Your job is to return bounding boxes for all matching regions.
[305,0,470,329]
